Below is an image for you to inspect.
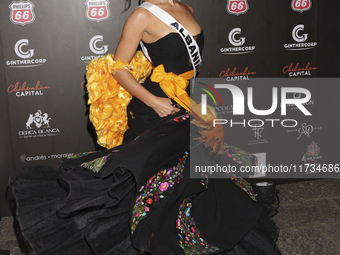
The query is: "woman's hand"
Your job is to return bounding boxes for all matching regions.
[148,96,180,117]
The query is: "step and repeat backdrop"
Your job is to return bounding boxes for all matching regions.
[0,0,339,215]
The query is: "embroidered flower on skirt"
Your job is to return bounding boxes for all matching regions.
[79,154,113,173]
[67,151,97,159]
[171,112,190,123]
[131,152,188,234]
[224,143,257,166]
[228,173,257,201]
[177,196,220,255]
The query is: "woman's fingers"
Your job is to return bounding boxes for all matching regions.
[150,97,180,117]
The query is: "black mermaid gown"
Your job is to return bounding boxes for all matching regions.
[10,31,281,255]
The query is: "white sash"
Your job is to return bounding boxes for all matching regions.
[137,1,202,82]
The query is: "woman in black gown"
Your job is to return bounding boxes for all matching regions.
[10,0,281,254]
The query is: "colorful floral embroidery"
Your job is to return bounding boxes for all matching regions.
[79,154,112,173]
[177,196,220,255]
[224,143,257,166]
[67,151,97,159]
[131,152,188,234]
[228,174,257,201]
[222,144,257,200]
[172,112,190,123]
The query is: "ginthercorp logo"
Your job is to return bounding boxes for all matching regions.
[85,0,110,22]
[226,0,248,16]
[293,24,308,42]
[282,62,318,77]
[284,24,317,50]
[81,35,108,63]
[6,39,47,68]
[291,0,311,13]
[18,109,60,138]
[220,28,255,55]
[15,39,34,58]
[90,35,108,54]
[199,84,312,128]
[9,0,35,26]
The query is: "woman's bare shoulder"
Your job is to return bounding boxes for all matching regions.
[127,7,152,24]
[183,3,194,14]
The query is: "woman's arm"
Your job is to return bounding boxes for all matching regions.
[112,8,179,117]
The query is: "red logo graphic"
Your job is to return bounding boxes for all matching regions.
[7,81,50,96]
[219,66,256,78]
[85,0,110,22]
[291,0,311,13]
[9,0,35,26]
[282,62,318,75]
[227,0,248,16]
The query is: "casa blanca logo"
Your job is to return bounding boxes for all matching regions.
[9,0,35,26]
[199,84,312,128]
[220,28,255,55]
[226,0,249,16]
[85,0,110,22]
[26,109,51,129]
[291,0,311,13]
[19,110,60,139]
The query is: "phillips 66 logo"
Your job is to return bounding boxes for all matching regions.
[85,0,110,22]
[291,0,311,13]
[9,0,35,26]
[227,0,248,16]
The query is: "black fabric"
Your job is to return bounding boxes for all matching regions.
[9,30,280,255]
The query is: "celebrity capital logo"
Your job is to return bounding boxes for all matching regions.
[9,0,35,26]
[226,0,249,16]
[85,0,110,22]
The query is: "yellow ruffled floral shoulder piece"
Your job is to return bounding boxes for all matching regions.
[86,51,153,149]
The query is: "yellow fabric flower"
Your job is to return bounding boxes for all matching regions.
[86,51,153,149]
